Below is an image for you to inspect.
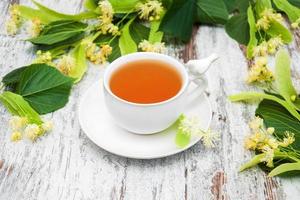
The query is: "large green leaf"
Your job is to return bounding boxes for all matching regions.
[28,20,87,46]
[265,21,293,43]
[109,0,139,13]
[246,6,258,59]
[224,0,250,13]
[32,0,97,20]
[225,13,250,45]
[196,0,229,24]
[256,99,300,150]
[0,92,42,124]
[255,0,272,15]
[18,5,60,24]
[269,162,300,177]
[229,92,300,121]
[69,44,87,83]
[2,67,27,91]
[274,0,300,22]
[288,0,300,8]
[119,18,137,55]
[15,64,73,114]
[159,0,196,42]
[275,50,298,109]
[130,22,150,44]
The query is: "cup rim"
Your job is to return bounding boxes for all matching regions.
[103,52,189,107]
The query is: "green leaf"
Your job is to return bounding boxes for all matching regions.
[240,153,265,171]
[0,91,42,124]
[256,99,300,150]
[274,0,300,22]
[149,20,164,43]
[196,0,229,24]
[109,0,139,13]
[28,20,87,45]
[229,92,300,121]
[32,0,97,20]
[246,5,258,59]
[2,67,27,90]
[224,0,250,13]
[225,13,250,45]
[94,35,121,62]
[289,0,300,8]
[119,18,137,55]
[255,0,272,15]
[18,5,60,24]
[265,20,293,43]
[175,129,191,148]
[69,44,87,83]
[84,0,98,11]
[275,49,298,109]
[159,0,196,42]
[269,162,300,177]
[130,22,150,44]
[16,64,73,114]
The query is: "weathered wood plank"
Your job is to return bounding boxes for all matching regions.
[0,0,300,200]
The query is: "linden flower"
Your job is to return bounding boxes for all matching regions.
[256,8,283,31]
[247,59,274,84]
[178,115,201,135]
[178,115,219,148]
[24,124,43,141]
[139,40,166,53]
[97,0,119,35]
[249,116,264,131]
[33,50,53,65]
[6,4,22,35]
[27,18,42,37]
[136,0,164,21]
[291,18,300,29]
[9,116,28,131]
[279,132,295,147]
[41,121,53,132]
[253,42,268,57]
[260,146,275,168]
[56,55,76,75]
[267,37,283,55]
[11,131,22,142]
[199,129,220,148]
[86,43,112,64]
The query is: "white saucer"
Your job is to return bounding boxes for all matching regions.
[78,80,212,159]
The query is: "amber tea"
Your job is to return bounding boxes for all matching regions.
[109,60,182,104]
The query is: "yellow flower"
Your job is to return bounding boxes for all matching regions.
[41,121,53,132]
[24,124,42,141]
[260,146,274,168]
[267,37,283,54]
[33,50,53,65]
[178,115,201,135]
[266,138,279,149]
[6,4,22,35]
[9,116,28,131]
[56,55,76,75]
[249,116,263,131]
[266,127,275,135]
[253,42,268,57]
[256,17,270,30]
[97,0,119,35]
[279,132,295,147]
[11,131,22,142]
[136,0,164,21]
[199,129,220,148]
[247,61,274,84]
[86,44,112,64]
[291,18,300,29]
[27,18,42,37]
[244,137,257,150]
[138,40,166,53]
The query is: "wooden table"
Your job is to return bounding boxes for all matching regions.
[1,0,300,199]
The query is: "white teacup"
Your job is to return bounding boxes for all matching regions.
[103,52,218,134]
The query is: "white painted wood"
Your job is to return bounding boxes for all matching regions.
[0,0,299,200]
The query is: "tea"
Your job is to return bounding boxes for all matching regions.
[109,60,182,104]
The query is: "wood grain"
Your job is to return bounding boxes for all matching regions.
[0,1,300,200]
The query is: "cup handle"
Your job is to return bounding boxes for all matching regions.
[185,53,219,95]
